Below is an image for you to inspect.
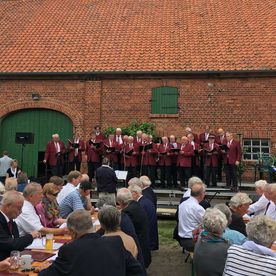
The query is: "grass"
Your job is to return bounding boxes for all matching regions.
[158,219,179,246]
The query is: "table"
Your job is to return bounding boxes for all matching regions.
[7,213,99,275]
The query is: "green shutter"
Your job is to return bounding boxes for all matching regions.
[151,87,178,114]
[0,109,73,177]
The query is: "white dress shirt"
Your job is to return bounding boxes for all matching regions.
[57,183,76,205]
[178,196,205,238]
[248,194,269,216]
[15,200,43,236]
[265,201,276,220]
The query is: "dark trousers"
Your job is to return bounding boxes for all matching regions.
[51,157,63,177]
[178,167,191,187]
[204,166,218,186]
[217,156,223,181]
[171,164,178,187]
[224,163,238,187]
[141,165,156,186]
[126,166,137,183]
[88,162,100,180]
[160,166,172,187]
[68,156,81,172]
[0,176,6,184]
[179,238,195,252]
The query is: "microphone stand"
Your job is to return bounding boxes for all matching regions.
[140,144,146,176]
[208,191,220,204]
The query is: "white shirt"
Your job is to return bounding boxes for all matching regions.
[0,155,13,176]
[178,196,205,238]
[265,201,276,220]
[183,188,191,198]
[57,183,76,204]
[15,200,43,236]
[248,194,269,216]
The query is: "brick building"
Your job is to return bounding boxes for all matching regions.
[0,0,275,177]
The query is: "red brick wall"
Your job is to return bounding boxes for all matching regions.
[0,76,276,154]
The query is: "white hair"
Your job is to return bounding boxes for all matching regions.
[229,193,252,208]
[139,176,151,187]
[255,180,268,189]
[52,133,59,138]
[203,208,228,236]
[188,176,203,189]
[246,215,276,247]
[128,185,142,195]
[116,128,121,132]
[117,188,132,205]
[0,182,5,194]
[128,177,142,188]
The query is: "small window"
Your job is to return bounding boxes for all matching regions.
[151,87,178,114]
[243,139,270,160]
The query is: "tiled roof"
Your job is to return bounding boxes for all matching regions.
[0,0,275,73]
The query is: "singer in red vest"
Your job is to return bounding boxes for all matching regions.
[43,134,65,177]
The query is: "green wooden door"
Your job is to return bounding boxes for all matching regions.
[0,109,73,177]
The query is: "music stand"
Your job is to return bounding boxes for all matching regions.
[15,133,34,170]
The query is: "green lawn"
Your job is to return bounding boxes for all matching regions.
[158,219,179,246]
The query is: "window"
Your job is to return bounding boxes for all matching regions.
[243,139,270,160]
[151,87,178,114]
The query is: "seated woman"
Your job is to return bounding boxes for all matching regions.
[99,205,138,259]
[214,203,247,245]
[228,192,252,236]
[36,183,65,228]
[223,215,276,275]
[6,160,21,178]
[193,208,229,276]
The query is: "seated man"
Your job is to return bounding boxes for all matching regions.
[59,181,93,218]
[56,170,82,205]
[178,182,206,252]
[39,210,143,276]
[0,191,40,260]
[15,182,67,236]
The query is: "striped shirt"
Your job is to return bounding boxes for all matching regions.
[223,245,276,276]
[59,190,87,218]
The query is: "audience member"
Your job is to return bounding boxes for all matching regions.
[248,180,269,216]
[266,183,276,220]
[49,176,64,192]
[178,182,206,252]
[96,157,117,202]
[139,176,157,209]
[59,181,93,218]
[96,197,146,270]
[129,184,159,251]
[223,215,276,275]
[39,210,143,276]
[36,183,65,227]
[0,151,12,184]
[6,160,21,179]
[194,208,229,276]
[228,193,252,236]
[57,170,82,204]
[99,205,138,258]
[17,171,28,193]
[4,177,18,191]
[117,188,151,268]
[0,183,5,201]
[15,182,67,236]
[214,203,247,245]
[0,191,40,260]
